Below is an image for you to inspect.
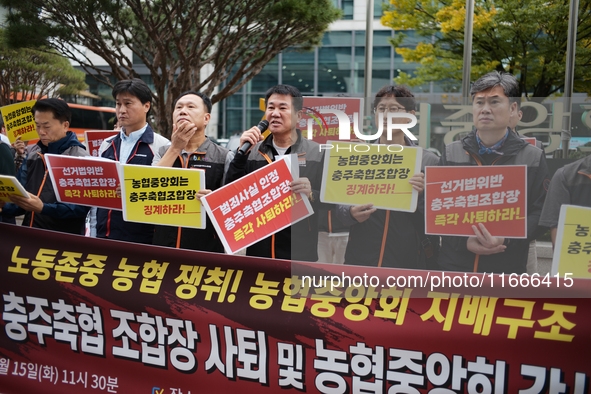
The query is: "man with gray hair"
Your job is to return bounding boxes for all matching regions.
[436,71,550,274]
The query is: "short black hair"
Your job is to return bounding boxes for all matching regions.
[470,71,520,107]
[31,98,72,124]
[374,85,416,112]
[264,84,303,112]
[112,78,153,106]
[174,91,212,114]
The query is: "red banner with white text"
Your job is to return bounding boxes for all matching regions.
[425,165,528,238]
[0,223,590,394]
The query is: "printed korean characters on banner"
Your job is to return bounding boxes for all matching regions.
[44,154,121,210]
[425,165,528,237]
[85,131,119,157]
[201,155,313,254]
[119,164,205,229]
[0,101,38,143]
[298,97,364,144]
[320,141,422,212]
[0,223,590,394]
[552,204,591,278]
[0,176,29,202]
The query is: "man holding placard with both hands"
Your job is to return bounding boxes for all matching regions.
[336,85,440,269]
[434,72,550,274]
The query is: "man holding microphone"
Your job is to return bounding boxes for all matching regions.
[225,84,324,262]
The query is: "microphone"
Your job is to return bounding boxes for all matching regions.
[237,120,269,156]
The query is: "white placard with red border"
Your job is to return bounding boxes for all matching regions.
[298,97,364,145]
[201,155,314,254]
[425,165,527,238]
[45,154,122,210]
[85,130,119,157]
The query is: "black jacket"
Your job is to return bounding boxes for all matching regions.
[225,129,324,262]
[436,129,550,274]
[152,137,232,252]
[338,146,440,268]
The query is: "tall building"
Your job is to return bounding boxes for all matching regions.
[221,0,441,138]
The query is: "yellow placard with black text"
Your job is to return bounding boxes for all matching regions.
[1,101,38,143]
[552,204,591,278]
[0,175,29,202]
[320,141,422,212]
[119,164,205,228]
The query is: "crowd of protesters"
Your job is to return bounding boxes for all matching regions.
[1,72,588,275]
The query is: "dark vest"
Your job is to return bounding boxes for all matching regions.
[152,139,229,252]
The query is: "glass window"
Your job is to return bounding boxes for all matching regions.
[223,65,244,95]
[332,0,353,20]
[354,46,391,65]
[355,30,392,47]
[245,108,265,131]
[248,94,266,109]
[220,29,441,138]
[225,93,243,108]
[246,57,279,92]
[85,75,117,106]
[318,47,351,93]
[374,0,388,18]
[322,31,352,46]
[225,109,244,135]
[353,46,391,94]
[342,0,353,20]
[396,30,425,48]
[282,50,316,94]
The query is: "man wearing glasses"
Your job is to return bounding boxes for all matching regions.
[436,71,549,274]
[336,85,439,268]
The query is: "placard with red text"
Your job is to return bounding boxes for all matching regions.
[425,165,527,237]
[85,130,119,157]
[298,97,364,144]
[45,154,122,210]
[201,155,314,254]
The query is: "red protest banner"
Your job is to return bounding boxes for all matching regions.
[201,156,313,254]
[425,165,527,237]
[44,154,122,210]
[298,97,364,145]
[85,131,119,157]
[1,223,590,394]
